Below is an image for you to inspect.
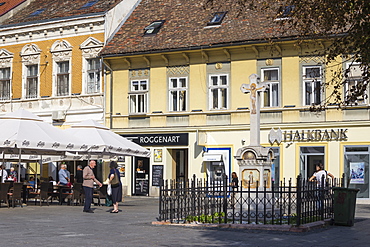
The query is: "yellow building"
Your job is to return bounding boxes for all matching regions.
[0,0,141,181]
[101,0,369,201]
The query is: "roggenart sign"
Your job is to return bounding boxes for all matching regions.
[122,133,188,146]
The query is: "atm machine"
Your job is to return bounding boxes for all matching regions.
[207,160,226,187]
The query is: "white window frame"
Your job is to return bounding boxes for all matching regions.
[345,62,367,105]
[51,40,72,97]
[261,67,280,107]
[55,60,71,97]
[302,66,323,106]
[20,44,41,99]
[85,58,101,94]
[129,79,149,114]
[208,74,229,110]
[0,67,11,101]
[24,64,39,99]
[169,76,188,112]
[80,37,103,95]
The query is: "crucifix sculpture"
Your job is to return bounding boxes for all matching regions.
[240,74,268,146]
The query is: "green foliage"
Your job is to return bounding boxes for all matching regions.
[185,212,226,224]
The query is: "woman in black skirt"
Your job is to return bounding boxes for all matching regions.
[109,161,122,213]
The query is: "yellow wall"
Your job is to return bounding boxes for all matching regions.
[2,33,104,98]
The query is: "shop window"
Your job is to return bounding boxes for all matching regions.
[261,68,279,107]
[209,74,229,110]
[344,146,369,198]
[169,77,187,111]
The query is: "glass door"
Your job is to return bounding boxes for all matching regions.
[300,146,325,179]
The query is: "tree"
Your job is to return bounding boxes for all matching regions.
[205,0,370,110]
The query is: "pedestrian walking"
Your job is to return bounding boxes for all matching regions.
[82,160,102,213]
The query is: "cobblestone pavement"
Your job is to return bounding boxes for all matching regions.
[0,197,369,247]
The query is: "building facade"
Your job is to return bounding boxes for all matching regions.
[101,0,369,201]
[0,0,141,181]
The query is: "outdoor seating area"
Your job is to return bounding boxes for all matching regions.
[0,182,108,208]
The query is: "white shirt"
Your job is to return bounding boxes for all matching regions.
[313,170,327,186]
[0,169,8,183]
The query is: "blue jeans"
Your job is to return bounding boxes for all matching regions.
[83,186,93,211]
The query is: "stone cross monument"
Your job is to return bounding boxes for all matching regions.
[235,73,274,191]
[240,74,268,146]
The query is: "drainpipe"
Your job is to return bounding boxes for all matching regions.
[102,58,113,129]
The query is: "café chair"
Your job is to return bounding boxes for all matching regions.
[7,183,23,208]
[30,182,52,206]
[0,182,11,207]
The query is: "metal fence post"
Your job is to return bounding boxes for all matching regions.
[223,174,228,223]
[296,174,302,226]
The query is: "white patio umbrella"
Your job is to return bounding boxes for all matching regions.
[64,119,150,158]
[0,109,89,182]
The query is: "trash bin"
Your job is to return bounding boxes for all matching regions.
[332,187,359,226]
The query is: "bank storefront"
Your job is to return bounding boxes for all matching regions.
[272,126,370,201]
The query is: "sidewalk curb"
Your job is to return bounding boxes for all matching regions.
[152,219,332,232]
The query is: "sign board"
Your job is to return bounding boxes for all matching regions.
[122,133,188,146]
[152,165,164,186]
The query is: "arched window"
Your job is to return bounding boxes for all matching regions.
[51,40,72,96]
[21,44,41,99]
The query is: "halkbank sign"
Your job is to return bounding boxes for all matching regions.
[283,129,348,142]
[269,128,348,144]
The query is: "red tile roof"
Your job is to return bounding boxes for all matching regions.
[101,0,294,56]
[0,0,26,17]
[1,0,122,26]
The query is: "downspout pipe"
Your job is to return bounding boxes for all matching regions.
[102,58,113,129]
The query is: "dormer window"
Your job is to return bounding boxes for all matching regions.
[79,0,99,10]
[144,20,165,35]
[207,12,227,26]
[276,5,295,20]
[29,9,45,17]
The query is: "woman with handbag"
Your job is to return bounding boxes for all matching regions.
[109,161,122,213]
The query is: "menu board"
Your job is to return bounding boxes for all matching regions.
[152,165,163,186]
[135,179,149,195]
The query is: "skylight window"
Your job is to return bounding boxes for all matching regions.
[276,5,295,20]
[144,20,165,35]
[207,12,227,26]
[29,8,45,17]
[80,0,99,10]
[0,2,6,7]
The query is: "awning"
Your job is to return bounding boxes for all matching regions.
[203,153,222,161]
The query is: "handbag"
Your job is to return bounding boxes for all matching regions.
[110,171,120,188]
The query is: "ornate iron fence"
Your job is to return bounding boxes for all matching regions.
[158,174,344,226]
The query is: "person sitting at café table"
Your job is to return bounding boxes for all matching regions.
[8,167,17,182]
[28,177,36,189]
[58,164,70,186]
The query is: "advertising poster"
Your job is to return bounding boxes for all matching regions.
[154,149,163,162]
[118,163,125,177]
[350,162,364,184]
